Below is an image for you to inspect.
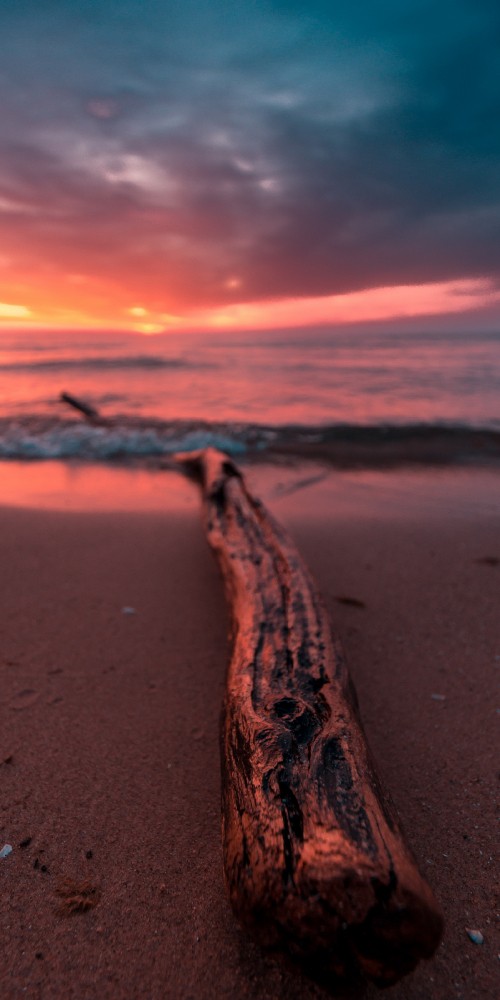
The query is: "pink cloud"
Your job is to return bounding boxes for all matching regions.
[178,277,500,332]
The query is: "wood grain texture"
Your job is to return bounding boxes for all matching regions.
[180,448,443,987]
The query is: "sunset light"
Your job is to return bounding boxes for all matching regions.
[1,277,499,335]
[1,4,499,997]
[0,302,32,319]
[0,0,498,338]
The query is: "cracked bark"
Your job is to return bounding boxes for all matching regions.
[180,448,443,988]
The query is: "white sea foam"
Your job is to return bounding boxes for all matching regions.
[0,415,498,469]
[0,419,248,461]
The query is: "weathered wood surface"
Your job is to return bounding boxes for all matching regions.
[180,448,443,987]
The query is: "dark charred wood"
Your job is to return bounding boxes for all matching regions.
[179,447,443,988]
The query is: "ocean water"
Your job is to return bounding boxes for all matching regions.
[0,327,499,464]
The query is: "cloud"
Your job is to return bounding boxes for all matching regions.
[178,278,500,331]
[86,99,121,120]
[0,1,498,319]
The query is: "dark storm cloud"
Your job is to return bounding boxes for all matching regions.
[0,0,499,307]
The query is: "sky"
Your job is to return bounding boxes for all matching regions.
[0,0,499,333]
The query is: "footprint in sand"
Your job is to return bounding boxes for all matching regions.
[10,689,40,711]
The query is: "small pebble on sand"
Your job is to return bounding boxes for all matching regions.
[431,693,446,701]
[466,929,484,945]
[0,844,13,859]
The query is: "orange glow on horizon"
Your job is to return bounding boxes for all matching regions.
[0,275,499,334]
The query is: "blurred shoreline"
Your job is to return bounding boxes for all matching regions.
[1,456,499,516]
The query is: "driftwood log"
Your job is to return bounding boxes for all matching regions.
[179,448,443,987]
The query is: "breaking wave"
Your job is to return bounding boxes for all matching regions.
[0,416,499,467]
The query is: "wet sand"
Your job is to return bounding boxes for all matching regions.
[0,466,498,999]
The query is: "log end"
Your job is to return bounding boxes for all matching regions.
[221,698,444,988]
[174,447,241,496]
[224,858,443,988]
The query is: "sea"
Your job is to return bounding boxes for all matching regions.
[0,326,499,466]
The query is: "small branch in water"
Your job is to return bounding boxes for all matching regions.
[59,392,104,424]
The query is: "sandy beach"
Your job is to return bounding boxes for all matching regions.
[0,464,498,999]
